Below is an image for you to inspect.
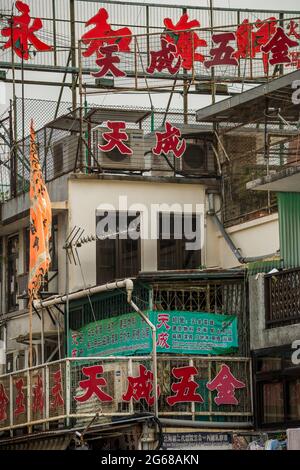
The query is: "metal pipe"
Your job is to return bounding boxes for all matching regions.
[128,299,158,419]
[33,279,134,309]
[160,418,253,429]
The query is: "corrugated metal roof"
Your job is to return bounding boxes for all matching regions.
[278,192,300,268]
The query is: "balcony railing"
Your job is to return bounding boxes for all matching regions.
[0,356,252,433]
[265,268,300,328]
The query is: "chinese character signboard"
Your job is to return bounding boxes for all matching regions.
[162,432,232,450]
[68,310,238,358]
[1,2,300,82]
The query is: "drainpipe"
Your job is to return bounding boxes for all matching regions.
[207,192,278,264]
[128,296,158,419]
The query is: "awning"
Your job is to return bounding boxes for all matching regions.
[0,435,72,450]
[196,70,300,124]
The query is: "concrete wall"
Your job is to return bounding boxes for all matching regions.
[249,274,300,350]
[217,214,280,269]
[68,176,208,291]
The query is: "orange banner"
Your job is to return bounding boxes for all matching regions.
[28,121,52,300]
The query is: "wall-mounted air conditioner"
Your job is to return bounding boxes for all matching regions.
[181,139,215,175]
[144,132,180,175]
[92,127,145,171]
[50,134,81,179]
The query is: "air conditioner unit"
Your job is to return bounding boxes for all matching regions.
[144,131,216,176]
[144,132,181,175]
[181,138,215,175]
[92,128,145,171]
[50,134,81,179]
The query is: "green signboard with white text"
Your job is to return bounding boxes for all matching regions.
[69,311,238,357]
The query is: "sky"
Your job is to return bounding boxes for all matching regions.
[0,0,299,120]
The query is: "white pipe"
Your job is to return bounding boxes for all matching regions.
[33,279,134,309]
[129,300,158,419]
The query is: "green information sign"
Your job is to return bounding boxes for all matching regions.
[69,311,238,357]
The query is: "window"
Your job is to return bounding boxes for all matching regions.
[158,213,201,270]
[7,235,19,312]
[96,211,141,284]
[288,379,300,421]
[254,346,300,428]
[262,382,284,423]
[50,216,58,271]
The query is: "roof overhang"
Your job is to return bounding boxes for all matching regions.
[46,107,151,132]
[246,164,300,192]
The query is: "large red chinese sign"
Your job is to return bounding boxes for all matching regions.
[73,363,245,407]
[2,4,299,76]
[0,362,247,426]
[1,1,52,60]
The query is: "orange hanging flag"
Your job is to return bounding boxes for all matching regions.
[28,121,52,300]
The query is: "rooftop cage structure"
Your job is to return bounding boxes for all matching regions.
[196,70,300,227]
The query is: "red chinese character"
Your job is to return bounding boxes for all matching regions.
[91,44,126,78]
[71,348,78,358]
[157,313,171,330]
[152,122,186,159]
[122,365,160,406]
[1,1,52,60]
[51,370,64,410]
[0,383,9,422]
[81,7,132,58]
[75,365,113,403]
[287,20,300,40]
[157,332,170,349]
[234,17,279,75]
[163,13,207,70]
[14,378,26,416]
[32,374,44,414]
[98,121,133,155]
[205,32,238,68]
[167,366,204,406]
[147,38,181,75]
[72,332,79,346]
[261,26,298,65]
[206,364,246,405]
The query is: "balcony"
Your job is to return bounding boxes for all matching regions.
[265,268,300,328]
[0,356,252,433]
